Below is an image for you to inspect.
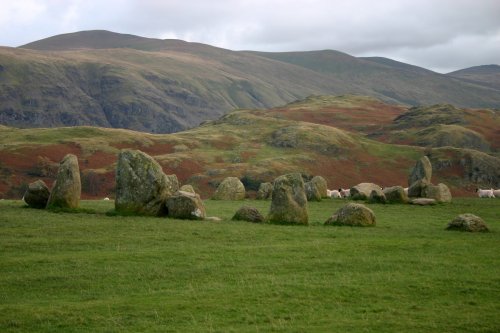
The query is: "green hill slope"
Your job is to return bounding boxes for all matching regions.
[447,65,500,90]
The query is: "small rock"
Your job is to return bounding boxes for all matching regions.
[446,213,489,232]
[23,180,50,209]
[165,191,206,220]
[410,198,436,206]
[212,177,246,200]
[232,206,264,223]
[325,203,376,227]
[368,188,387,204]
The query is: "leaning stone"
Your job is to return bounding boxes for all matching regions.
[422,183,452,203]
[256,182,273,200]
[350,183,382,200]
[180,184,196,194]
[305,181,322,202]
[46,154,81,209]
[212,177,246,200]
[410,198,436,206]
[267,173,308,225]
[325,203,376,227]
[383,186,409,204]
[232,206,264,223]
[408,155,432,186]
[165,191,206,220]
[311,176,328,198]
[23,180,50,209]
[115,149,174,216]
[446,214,489,232]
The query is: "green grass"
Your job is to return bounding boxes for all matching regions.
[1,198,499,332]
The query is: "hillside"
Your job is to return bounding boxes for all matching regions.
[447,65,500,90]
[1,95,498,200]
[0,30,499,133]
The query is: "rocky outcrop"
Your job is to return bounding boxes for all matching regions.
[23,180,50,209]
[115,149,174,216]
[46,154,81,209]
[267,173,308,225]
[325,203,376,227]
[232,206,264,223]
[165,191,206,220]
[446,214,489,232]
[212,177,245,200]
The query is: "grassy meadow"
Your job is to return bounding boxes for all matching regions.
[1,198,499,332]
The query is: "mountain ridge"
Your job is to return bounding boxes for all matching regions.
[1,30,499,133]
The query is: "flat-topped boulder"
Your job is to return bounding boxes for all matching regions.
[446,214,489,232]
[350,183,382,200]
[115,149,176,216]
[46,154,81,209]
[267,173,308,225]
[232,206,264,223]
[325,203,376,227]
[165,191,206,220]
[213,177,245,200]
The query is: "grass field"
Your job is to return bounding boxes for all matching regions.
[1,198,499,332]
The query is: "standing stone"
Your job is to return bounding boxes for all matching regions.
[324,203,376,227]
[23,180,50,209]
[46,154,81,209]
[408,179,430,198]
[311,176,328,198]
[422,183,452,203]
[446,214,489,232]
[408,156,432,187]
[256,182,273,200]
[305,181,322,202]
[115,149,174,216]
[350,183,382,200]
[232,206,264,223]
[368,189,387,204]
[267,173,308,225]
[212,177,245,200]
[165,191,206,220]
[383,186,409,204]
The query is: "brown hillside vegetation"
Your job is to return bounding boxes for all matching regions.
[1,95,498,199]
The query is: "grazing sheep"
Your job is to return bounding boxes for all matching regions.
[476,188,495,198]
[338,188,351,198]
[103,197,110,201]
[328,189,342,198]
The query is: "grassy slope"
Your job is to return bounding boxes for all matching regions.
[1,95,499,199]
[0,198,499,332]
[447,65,500,90]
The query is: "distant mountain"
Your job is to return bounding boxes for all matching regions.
[447,65,500,91]
[0,30,499,133]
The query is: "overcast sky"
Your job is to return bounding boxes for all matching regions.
[1,0,499,73]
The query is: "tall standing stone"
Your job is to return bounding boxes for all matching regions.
[46,154,81,209]
[115,149,176,216]
[408,156,432,187]
[267,173,308,225]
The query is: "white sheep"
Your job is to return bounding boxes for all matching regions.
[103,197,110,201]
[338,188,351,198]
[493,189,500,198]
[328,189,342,198]
[476,188,495,198]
